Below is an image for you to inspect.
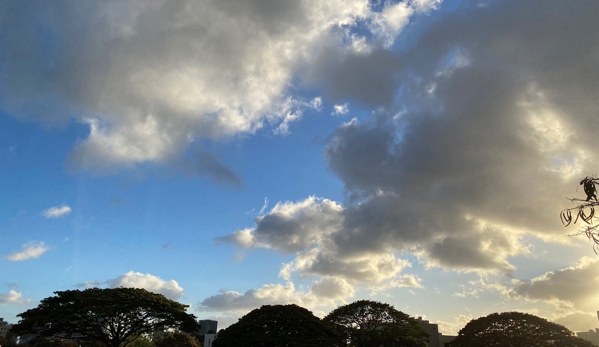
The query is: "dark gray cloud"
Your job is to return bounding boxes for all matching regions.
[305,48,404,107]
[182,149,244,188]
[220,0,599,284]
[319,0,599,270]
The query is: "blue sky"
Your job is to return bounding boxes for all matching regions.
[2,0,599,335]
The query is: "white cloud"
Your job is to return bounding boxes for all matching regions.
[106,271,184,300]
[4,242,51,261]
[331,103,349,116]
[0,0,430,175]
[43,205,71,218]
[0,290,32,305]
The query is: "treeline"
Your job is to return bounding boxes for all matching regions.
[2,288,594,347]
[1,332,196,347]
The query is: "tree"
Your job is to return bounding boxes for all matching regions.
[212,304,342,347]
[0,331,19,347]
[154,332,199,347]
[323,300,428,347]
[451,312,595,347]
[561,176,599,252]
[127,335,155,347]
[22,337,79,347]
[11,288,200,347]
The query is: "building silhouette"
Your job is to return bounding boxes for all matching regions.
[199,319,218,334]
[416,317,456,347]
[199,319,218,347]
[577,311,599,346]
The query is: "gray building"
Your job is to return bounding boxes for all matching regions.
[576,311,599,346]
[416,317,456,347]
[0,318,13,337]
[199,319,218,334]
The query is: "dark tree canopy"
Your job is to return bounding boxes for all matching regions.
[451,312,595,347]
[154,332,199,347]
[212,304,342,347]
[323,300,428,347]
[11,288,199,347]
[0,331,19,347]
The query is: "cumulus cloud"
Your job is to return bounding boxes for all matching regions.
[199,282,306,312]
[0,0,429,179]
[43,205,72,218]
[78,271,184,300]
[199,279,355,314]
[214,0,599,312]
[306,0,599,274]
[0,290,32,305]
[508,257,599,311]
[217,197,423,311]
[4,242,51,261]
[107,271,184,300]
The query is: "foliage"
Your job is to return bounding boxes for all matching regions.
[0,331,19,347]
[561,176,599,252]
[212,304,342,347]
[127,335,155,347]
[11,287,199,347]
[16,335,79,347]
[38,338,79,347]
[323,300,428,347]
[154,332,199,347]
[451,312,595,347]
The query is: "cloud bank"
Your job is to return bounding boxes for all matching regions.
[214,0,599,313]
[0,0,435,181]
[509,257,599,312]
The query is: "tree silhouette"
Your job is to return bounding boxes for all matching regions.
[154,332,198,347]
[561,176,599,252]
[451,312,594,347]
[11,288,199,347]
[213,304,341,347]
[323,300,428,347]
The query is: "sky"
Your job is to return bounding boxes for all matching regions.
[2,0,599,336]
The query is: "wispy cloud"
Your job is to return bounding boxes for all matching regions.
[4,241,51,261]
[43,204,71,218]
[258,197,269,215]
